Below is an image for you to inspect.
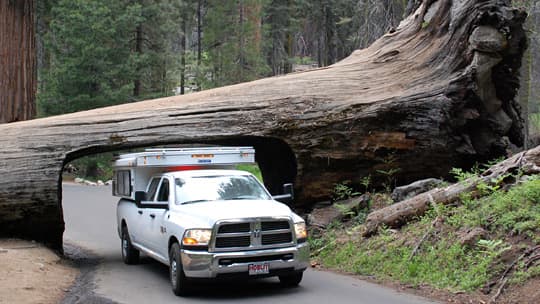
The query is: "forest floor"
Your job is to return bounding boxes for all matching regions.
[0,239,78,304]
[314,251,540,304]
[374,269,537,304]
[310,176,540,304]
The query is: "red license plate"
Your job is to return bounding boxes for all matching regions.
[248,263,269,275]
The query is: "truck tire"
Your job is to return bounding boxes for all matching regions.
[279,272,303,287]
[169,242,190,296]
[121,225,139,265]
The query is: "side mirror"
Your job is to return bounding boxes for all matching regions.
[272,183,295,204]
[134,191,147,205]
[283,183,294,199]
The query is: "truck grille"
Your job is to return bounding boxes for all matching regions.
[215,236,250,248]
[262,233,292,245]
[214,219,294,251]
[218,223,250,233]
[261,221,290,231]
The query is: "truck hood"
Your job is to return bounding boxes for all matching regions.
[174,200,295,227]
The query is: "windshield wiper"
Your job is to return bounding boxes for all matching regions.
[226,196,257,200]
[182,199,212,205]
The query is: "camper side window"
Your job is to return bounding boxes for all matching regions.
[115,170,131,196]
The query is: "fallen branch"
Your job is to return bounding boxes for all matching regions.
[408,217,440,261]
[525,253,540,269]
[489,277,508,304]
[488,245,540,303]
[408,194,440,261]
[363,145,540,236]
[311,239,337,257]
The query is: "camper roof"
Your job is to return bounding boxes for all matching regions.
[113,147,255,168]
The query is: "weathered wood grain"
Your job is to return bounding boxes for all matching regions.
[0,0,528,249]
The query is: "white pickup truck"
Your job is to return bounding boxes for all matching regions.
[112,147,309,296]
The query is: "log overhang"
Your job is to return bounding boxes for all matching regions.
[0,0,528,249]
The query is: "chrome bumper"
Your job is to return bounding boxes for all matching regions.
[181,243,310,278]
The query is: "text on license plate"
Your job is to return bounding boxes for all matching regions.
[248,263,269,275]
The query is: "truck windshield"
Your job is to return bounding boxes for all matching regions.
[175,175,272,204]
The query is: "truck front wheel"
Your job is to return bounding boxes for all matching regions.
[279,272,303,287]
[121,225,139,265]
[169,242,190,296]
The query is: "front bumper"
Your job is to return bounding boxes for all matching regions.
[181,243,309,278]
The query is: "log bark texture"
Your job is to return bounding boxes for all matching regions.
[363,144,540,236]
[0,0,528,249]
[0,0,36,123]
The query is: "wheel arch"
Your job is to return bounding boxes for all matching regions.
[119,219,127,238]
[168,236,179,254]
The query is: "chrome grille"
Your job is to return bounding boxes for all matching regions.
[213,219,294,251]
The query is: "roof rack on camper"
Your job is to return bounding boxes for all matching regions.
[113,146,255,168]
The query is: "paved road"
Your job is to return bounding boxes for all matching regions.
[63,184,437,304]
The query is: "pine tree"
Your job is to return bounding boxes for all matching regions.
[129,0,179,99]
[203,0,269,88]
[35,0,414,115]
[37,0,182,115]
[38,0,141,115]
[263,0,294,75]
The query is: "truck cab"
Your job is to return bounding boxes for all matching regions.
[113,147,309,296]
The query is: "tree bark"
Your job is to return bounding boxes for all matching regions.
[363,144,540,236]
[0,0,36,123]
[0,0,528,249]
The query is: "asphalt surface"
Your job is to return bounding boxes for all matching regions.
[62,184,438,304]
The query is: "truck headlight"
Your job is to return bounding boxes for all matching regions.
[183,229,212,246]
[294,222,307,241]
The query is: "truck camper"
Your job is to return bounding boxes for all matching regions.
[113,147,309,296]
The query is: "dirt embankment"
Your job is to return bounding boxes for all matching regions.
[0,239,78,304]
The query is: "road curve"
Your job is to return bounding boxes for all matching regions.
[62,184,438,304]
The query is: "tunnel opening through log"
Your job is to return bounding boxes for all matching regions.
[59,137,298,249]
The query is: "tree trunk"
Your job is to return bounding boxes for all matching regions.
[197,0,202,65]
[196,0,203,91]
[0,0,528,249]
[363,144,540,236]
[180,16,187,95]
[324,4,336,66]
[0,0,36,123]
[284,0,293,74]
[529,2,540,144]
[238,0,245,78]
[134,24,143,97]
[284,28,293,73]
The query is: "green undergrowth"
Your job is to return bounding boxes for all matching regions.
[310,176,540,292]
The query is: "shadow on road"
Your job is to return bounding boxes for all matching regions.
[137,256,304,300]
[67,244,304,303]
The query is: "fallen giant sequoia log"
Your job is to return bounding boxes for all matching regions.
[0,0,528,248]
[363,144,540,236]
